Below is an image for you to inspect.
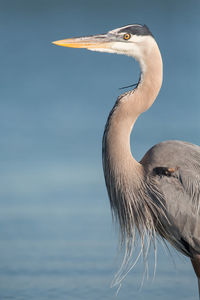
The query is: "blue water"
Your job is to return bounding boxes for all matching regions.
[0,0,200,299]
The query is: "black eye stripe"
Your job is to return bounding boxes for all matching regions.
[119,24,153,37]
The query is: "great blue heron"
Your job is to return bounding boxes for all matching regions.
[53,24,200,297]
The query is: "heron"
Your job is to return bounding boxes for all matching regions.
[53,24,200,297]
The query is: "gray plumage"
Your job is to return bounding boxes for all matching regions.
[53,23,200,297]
[103,94,200,287]
[142,141,200,254]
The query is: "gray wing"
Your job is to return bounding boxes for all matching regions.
[141,140,200,256]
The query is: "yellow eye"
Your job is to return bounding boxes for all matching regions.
[123,33,131,40]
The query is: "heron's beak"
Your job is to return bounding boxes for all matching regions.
[52,34,112,50]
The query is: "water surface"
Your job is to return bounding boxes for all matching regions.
[0,0,200,299]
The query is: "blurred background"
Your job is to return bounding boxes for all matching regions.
[0,0,200,299]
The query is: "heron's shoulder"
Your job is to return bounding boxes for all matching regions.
[145,140,200,154]
[140,140,200,172]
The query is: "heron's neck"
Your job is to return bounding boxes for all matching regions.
[103,43,163,178]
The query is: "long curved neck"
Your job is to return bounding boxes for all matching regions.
[102,39,164,284]
[103,41,163,179]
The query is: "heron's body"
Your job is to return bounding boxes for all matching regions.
[142,140,200,256]
[53,24,200,297]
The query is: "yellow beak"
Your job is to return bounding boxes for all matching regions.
[52,34,112,49]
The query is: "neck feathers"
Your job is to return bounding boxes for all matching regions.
[103,39,163,174]
[102,39,164,285]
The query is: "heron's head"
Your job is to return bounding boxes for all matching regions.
[53,24,155,63]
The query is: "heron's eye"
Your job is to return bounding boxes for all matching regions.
[123,33,131,40]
